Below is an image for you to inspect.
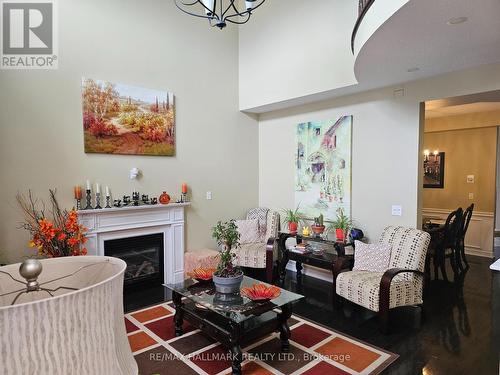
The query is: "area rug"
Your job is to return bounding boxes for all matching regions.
[125,302,398,375]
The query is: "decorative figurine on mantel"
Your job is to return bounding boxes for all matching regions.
[123,195,131,206]
[159,191,171,205]
[113,199,122,207]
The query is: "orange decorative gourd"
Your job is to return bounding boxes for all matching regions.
[159,192,170,205]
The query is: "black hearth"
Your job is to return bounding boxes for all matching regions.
[104,233,164,289]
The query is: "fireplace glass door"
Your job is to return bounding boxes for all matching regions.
[104,233,164,288]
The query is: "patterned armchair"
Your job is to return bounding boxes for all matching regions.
[334,226,431,333]
[233,208,280,282]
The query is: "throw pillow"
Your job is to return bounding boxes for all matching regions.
[352,240,391,272]
[235,219,261,244]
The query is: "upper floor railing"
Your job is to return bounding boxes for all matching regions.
[352,0,376,52]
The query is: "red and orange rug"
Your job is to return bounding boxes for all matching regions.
[125,302,398,375]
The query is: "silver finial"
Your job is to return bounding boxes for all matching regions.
[19,259,43,291]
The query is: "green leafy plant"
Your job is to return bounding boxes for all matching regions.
[282,205,302,224]
[330,208,352,231]
[212,220,241,277]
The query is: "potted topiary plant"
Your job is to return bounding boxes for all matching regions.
[311,214,325,236]
[282,206,302,234]
[330,208,352,243]
[212,220,244,293]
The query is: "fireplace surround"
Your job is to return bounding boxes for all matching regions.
[78,203,189,285]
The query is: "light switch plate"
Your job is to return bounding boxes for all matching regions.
[392,205,402,216]
[206,191,212,200]
[467,175,475,183]
[468,192,474,200]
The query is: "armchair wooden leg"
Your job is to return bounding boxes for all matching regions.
[379,308,389,334]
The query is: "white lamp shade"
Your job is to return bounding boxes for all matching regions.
[0,256,137,375]
[201,0,214,14]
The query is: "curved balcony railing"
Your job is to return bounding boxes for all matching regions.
[351,0,376,52]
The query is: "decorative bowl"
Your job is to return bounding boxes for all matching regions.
[311,225,325,235]
[241,283,281,301]
[187,267,215,282]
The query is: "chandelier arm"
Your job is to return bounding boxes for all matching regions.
[225,0,266,20]
[174,0,220,22]
[221,0,237,19]
[225,13,251,25]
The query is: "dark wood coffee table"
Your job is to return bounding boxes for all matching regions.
[165,276,303,375]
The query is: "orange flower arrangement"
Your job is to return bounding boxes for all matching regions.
[18,190,88,258]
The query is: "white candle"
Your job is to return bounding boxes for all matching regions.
[95,183,100,193]
[105,186,110,197]
[86,180,91,190]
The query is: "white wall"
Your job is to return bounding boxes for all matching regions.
[259,63,500,247]
[0,0,259,264]
[239,0,358,112]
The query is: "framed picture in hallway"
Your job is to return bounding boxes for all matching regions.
[295,116,353,221]
[423,151,445,188]
[82,78,175,156]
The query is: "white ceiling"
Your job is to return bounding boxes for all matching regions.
[354,0,500,89]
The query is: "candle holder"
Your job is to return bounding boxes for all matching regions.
[75,198,82,210]
[95,192,102,209]
[181,192,188,203]
[84,189,93,210]
[132,192,140,206]
[105,196,111,208]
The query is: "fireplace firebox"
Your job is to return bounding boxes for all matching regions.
[104,234,164,288]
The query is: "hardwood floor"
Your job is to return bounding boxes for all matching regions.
[125,255,500,375]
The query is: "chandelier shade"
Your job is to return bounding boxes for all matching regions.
[174,0,266,29]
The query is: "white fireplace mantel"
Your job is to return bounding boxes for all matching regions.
[78,203,189,284]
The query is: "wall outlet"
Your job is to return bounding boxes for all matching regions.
[206,191,212,200]
[468,192,474,200]
[467,175,475,183]
[392,205,402,216]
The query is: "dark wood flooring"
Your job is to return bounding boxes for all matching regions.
[125,254,500,375]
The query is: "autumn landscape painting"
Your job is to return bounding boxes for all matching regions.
[82,78,175,156]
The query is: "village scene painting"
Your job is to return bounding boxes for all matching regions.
[295,116,352,220]
[82,78,175,156]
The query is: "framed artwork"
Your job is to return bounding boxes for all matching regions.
[295,116,353,220]
[82,78,175,156]
[423,152,445,188]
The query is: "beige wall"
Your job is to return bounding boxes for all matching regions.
[426,110,500,132]
[0,0,259,264]
[259,63,500,245]
[423,127,497,213]
[239,0,357,111]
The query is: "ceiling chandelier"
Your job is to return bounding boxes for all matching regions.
[174,0,266,29]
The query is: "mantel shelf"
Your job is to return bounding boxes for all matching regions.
[77,202,190,215]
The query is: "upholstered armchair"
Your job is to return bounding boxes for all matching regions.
[334,226,431,333]
[233,208,280,282]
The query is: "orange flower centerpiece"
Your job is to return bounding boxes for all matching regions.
[17,190,88,257]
